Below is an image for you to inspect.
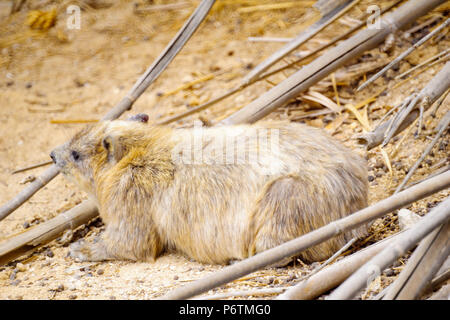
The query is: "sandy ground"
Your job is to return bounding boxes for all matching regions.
[0,0,448,300]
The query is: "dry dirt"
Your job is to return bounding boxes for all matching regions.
[0,0,448,300]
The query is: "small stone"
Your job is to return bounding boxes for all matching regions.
[56,284,65,292]
[96,269,104,275]
[109,296,116,300]
[69,294,77,300]
[286,274,296,282]
[16,295,23,300]
[25,82,33,89]
[368,175,375,182]
[44,248,54,258]
[23,221,30,229]
[173,275,179,280]
[398,209,421,230]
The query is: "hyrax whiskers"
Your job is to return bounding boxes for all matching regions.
[50,116,368,265]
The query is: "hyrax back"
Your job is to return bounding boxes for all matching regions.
[50,118,368,265]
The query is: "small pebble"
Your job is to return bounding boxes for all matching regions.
[56,284,65,292]
[69,294,77,300]
[23,221,30,229]
[44,249,54,258]
[286,274,296,282]
[173,275,179,280]
[384,269,395,277]
[109,296,116,300]
[96,269,104,275]
[368,175,375,182]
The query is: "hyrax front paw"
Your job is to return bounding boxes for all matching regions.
[69,239,110,262]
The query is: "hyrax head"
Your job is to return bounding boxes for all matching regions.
[50,114,149,195]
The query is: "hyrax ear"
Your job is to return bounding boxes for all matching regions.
[102,135,126,163]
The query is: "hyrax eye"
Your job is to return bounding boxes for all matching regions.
[71,150,81,161]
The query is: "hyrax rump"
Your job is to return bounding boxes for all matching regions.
[50,116,368,265]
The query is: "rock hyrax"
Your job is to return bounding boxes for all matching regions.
[50,116,368,264]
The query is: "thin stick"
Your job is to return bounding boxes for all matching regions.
[430,89,449,118]
[11,160,53,175]
[395,49,450,80]
[237,1,313,14]
[395,110,450,193]
[134,2,191,13]
[241,0,361,85]
[0,200,98,265]
[0,0,217,222]
[328,196,450,300]
[405,166,450,189]
[383,222,450,300]
[357,18,450,91]
[276,237,356,300]
[222,0,444,125]
[157,0,404,125]
[357,60,450,150]
[277,233,402,300]
[50,119,99,124]
[303,237,357,280]
[156,85,244,125]
[159,170,450,300]
[247,37,293,43]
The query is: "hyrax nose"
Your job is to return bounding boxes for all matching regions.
[50,151,56,163]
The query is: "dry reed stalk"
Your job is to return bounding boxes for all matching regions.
[156,0,403,126]
[134,2,191,13]
[237,1,314,13]
[328,196,450,300]
[277,232,402,300]
[49,119,99,124]
[383,222,450,300]
[222,0,445,125]
[357,18,450,91]
[159,170,450,300]
[0,0,217,222]
[11,161,53,175]
[241,0,360,85]
[395,111,450,193]
[395,49,450,80]
[194,287,286,300]
[0,200,98,265]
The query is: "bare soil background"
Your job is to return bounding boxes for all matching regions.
[0,0,448,300]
